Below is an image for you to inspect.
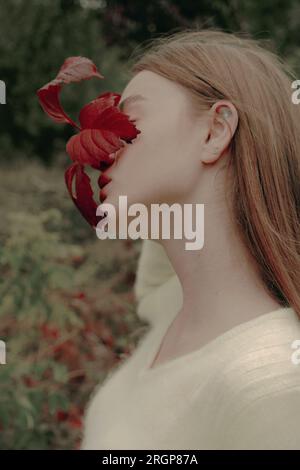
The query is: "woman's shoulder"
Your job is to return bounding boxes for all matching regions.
[205,308,300,449]
[219,307,300,385]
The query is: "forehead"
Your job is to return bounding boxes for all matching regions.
[121,71,160,99]
[121,70,189,105]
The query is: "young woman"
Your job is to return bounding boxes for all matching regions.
[81,29,300,450]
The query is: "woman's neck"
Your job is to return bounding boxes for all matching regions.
[160,196,282,338]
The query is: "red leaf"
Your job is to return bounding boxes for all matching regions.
[79,92,119,128]
[66,128,123,167]
[65,163,102,228]
[58,56,103,83]
[86,103,140,142]
[79,92,141,142]
[37,56,103,128]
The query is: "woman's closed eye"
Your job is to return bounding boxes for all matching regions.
[118,104,138,121]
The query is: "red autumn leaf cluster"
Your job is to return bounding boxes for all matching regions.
[37,56,141,227]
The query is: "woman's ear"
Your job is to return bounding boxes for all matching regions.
[201,100,238,164]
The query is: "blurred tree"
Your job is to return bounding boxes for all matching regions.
[0,0,127,162]
[1,0,300,162]
[98,0,300,67]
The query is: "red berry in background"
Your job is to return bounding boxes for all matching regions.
[22,375,39,388]
[72,291,86,300]
[40,323,60,340]
[56,410,69,422]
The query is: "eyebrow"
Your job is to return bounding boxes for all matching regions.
[119,94,146,111]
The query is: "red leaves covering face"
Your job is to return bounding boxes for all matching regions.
[37,56,141,228]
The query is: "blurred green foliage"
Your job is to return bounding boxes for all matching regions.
[0,209,84,449]
[1,0,300,163]
[0,162,147,449]
[100,0,300,65]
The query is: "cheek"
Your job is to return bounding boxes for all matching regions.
[147,119,199,191]
[107,115,200,204]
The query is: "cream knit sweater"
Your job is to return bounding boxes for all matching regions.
[81,240,300,450]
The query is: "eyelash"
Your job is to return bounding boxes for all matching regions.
[125,114,139,123]
[118,106,139,123]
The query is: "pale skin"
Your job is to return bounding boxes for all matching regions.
[103,70,282,369]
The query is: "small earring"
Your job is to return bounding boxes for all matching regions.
[221,108,232,119]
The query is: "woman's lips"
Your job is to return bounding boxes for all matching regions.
[98,147,124,202]
[99,171,112,202]
[100,189,107,202]
[98,173,112,189]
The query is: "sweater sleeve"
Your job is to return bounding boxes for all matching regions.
[219,387,300,450]
[133,239,178,325]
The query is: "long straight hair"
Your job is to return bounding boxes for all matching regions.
[129,28,300,318]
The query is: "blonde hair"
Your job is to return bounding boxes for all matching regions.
[129,28,300,318]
